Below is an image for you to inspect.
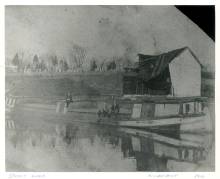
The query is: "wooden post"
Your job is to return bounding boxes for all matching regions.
[11,98,16,108]
[135,81,137,95]
[6,97,9,105]
[171,85,174,96]
[8,98,12,107]
[56,102,61,113]
[141,81,144,95]
[63,104,68,114]
[6,120,15,129]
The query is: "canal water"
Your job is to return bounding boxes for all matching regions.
[5,109,214,172]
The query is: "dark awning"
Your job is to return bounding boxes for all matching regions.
[138,47,189,82]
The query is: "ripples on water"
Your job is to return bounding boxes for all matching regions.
[5,115,214,172]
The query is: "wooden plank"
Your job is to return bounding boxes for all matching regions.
[131,104,142,118]
[118,116,205,127]
[118,128,203,148]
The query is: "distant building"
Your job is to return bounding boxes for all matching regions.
[123,47,202,97]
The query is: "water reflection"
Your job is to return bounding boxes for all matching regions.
[6,120,214,172]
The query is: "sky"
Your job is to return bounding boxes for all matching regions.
[5,6,215,71]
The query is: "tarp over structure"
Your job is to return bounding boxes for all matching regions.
[123,47,202,97]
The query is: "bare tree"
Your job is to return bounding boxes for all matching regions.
[90,58,97,71]
[12,53,20,67]
[99,60,105,71]
[70,44,87,70]
[12,52,25,72]
[47,55,58,72]
[59,56,69,72]
[51,55,58,66]
[39,59,47,72]
[63,60,69,72]
[32,54,39,72]
[107,60,116,71]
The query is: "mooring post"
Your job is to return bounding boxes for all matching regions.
[63,104,68,114]
[11,98,16,108]
[56,101,68,114]
[8,98,12,107]
[6,97,9,105]
[6,120,15,129]
[56,102,61,113]
[6,97,16,108]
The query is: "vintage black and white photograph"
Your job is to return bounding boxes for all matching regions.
[5,5,215,172]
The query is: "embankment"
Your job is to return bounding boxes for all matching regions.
[5,72,124,99]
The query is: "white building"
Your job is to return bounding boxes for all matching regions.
[123,47,202,97]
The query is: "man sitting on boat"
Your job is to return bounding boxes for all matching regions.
[65,92,73,108]
[111,102,120,116]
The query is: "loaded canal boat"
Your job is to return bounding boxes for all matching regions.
[64,47,212,132]
[95,96,209,133]
[6,47,212,133]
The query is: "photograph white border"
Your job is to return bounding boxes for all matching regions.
[0,0,218,179]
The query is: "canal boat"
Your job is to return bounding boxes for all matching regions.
[5,47,213,133]
[89,47,212,132]
[94,95,210,133]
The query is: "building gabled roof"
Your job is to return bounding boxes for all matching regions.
[137,47,202,82]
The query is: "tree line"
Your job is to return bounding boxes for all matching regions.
[9,44,134,73]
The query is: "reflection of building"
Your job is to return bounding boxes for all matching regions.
[130,130,207,170]
[112,127,208,171]
[96,126,207,171]
[131,136,168,171]
[95,125,208,171]
[135,152,168,171]
[121,136,134,158]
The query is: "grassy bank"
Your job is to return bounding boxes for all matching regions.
[5,72,123,98]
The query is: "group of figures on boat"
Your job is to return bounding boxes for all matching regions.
[97,100,120,118]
